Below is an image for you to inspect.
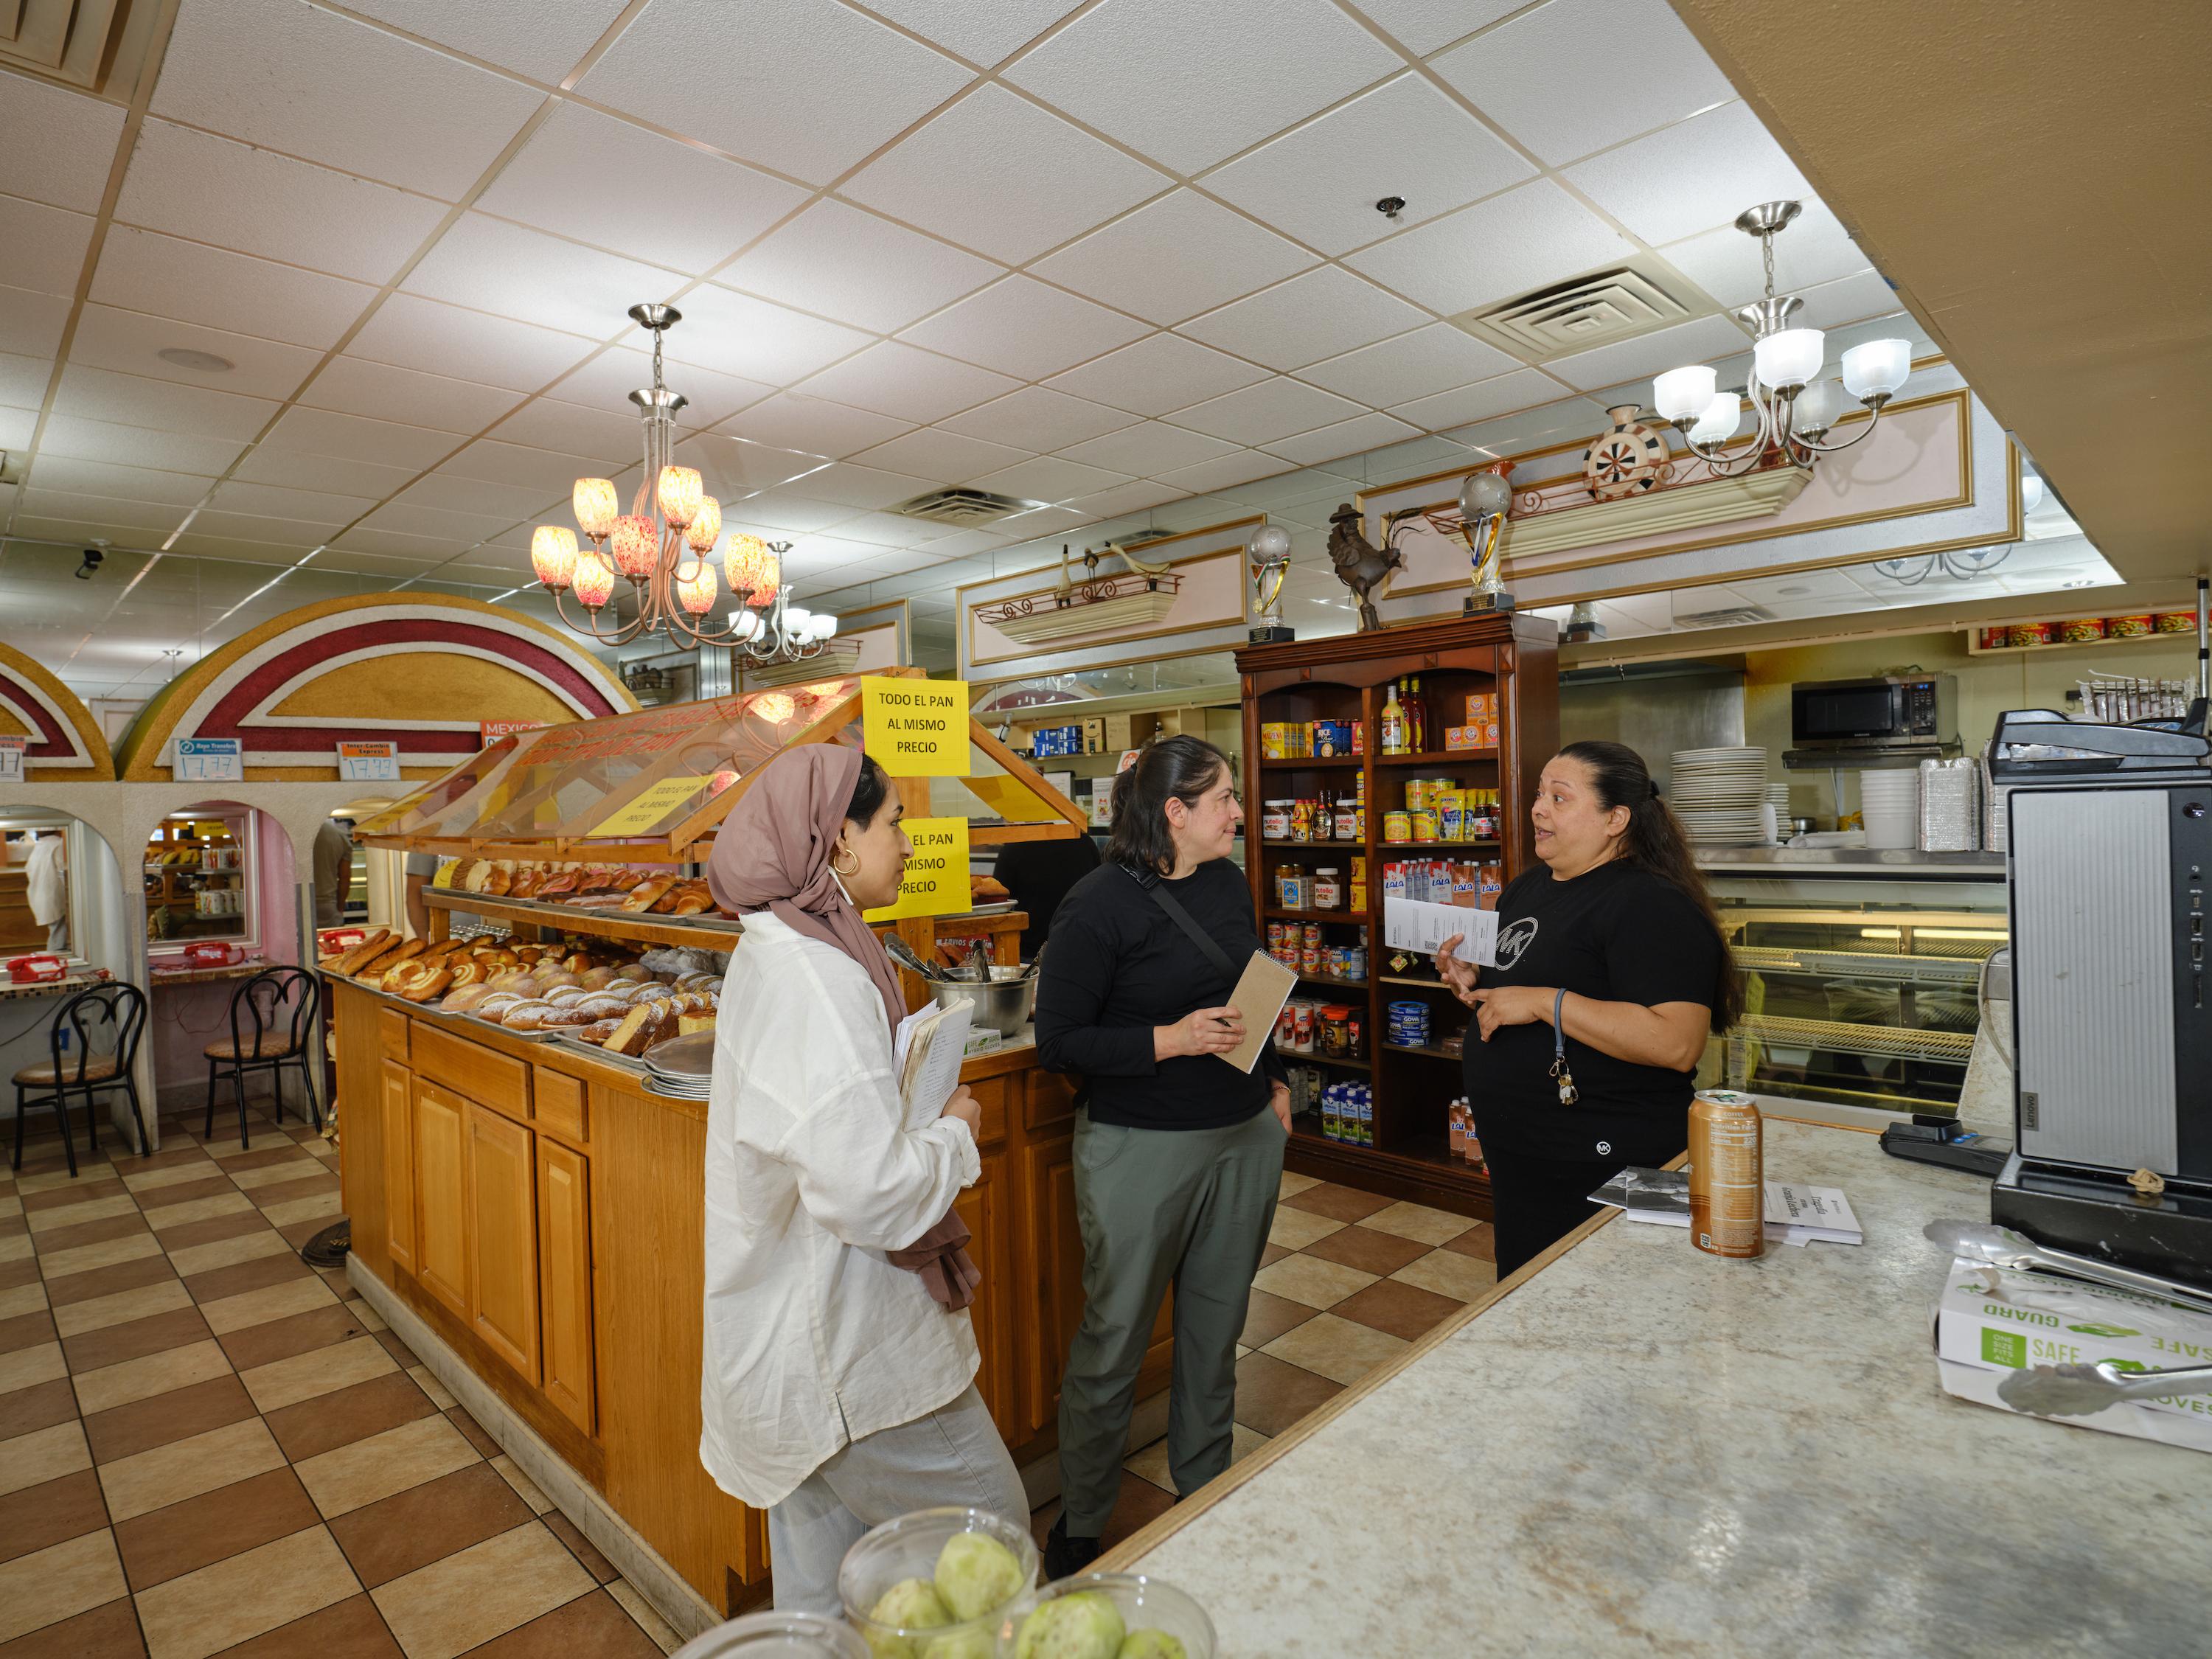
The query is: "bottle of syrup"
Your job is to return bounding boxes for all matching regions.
[1406,675,1428,754]
[1379,681,1408,755]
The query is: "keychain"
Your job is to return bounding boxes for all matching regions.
[1548,987,1577,1106]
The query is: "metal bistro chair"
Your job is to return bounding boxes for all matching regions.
[12,982,151,1176]
[203,967,321,1150]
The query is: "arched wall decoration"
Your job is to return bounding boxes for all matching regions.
[0,641,115,780]
[117,594,636,782]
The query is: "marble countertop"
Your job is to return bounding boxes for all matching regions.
[1112,1120,2205,1656]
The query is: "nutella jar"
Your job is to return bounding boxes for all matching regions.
[1312,867,1343,910]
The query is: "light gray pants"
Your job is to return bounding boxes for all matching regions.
[1057,1107,1285,1537]
[768,1385,1027,1615]
[46,920,66,954]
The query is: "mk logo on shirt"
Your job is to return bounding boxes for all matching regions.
[1493,917,1539,970]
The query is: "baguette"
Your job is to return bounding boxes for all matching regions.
[323,932,392,975]
[317,927,388,970]
[356,937,426,978]
[623,875,678,912]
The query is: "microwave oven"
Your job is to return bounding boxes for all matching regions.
[1790,673,1956,755]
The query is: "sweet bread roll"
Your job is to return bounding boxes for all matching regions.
[542,986,590,1006]
[462,860,495,894]
[540,1004,595,1029]
[445,959,486,988]
[538,869,579,897]
[508,868,543,899]
[450,857,481,889]
[399,967,453,1004]
[473,993,526,1020]
[609,868,646,891]
[483,863,514,897]
[577,1018,624,1045]
[497,1000,555,1030]
[441,984,495,1013]
[970,874,1009,902]
[622,875,677,912]
[663,886,713,917]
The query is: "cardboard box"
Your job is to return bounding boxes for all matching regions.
[1081,717,1107,755]
[1102,712,1160,751]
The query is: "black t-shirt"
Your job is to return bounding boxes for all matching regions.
[993,832,1102,959]
[1462,859,1721,1164]
[1034,859,1284,1130]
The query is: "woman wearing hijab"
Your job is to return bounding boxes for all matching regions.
[698,743,1026,1613]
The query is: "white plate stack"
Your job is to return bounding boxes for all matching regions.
[1670,747,1770,845]
[1860,769,1920,849]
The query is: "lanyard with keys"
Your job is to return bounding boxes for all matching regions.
[1548,987,1578,1106]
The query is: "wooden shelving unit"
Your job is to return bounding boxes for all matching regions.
[1238,611,1558,1219]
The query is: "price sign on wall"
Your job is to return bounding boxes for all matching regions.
[173,737,243,783]
[864,817,970,921]
[335,740,401,782]
[0,737,24,785]
[862,678,969,776]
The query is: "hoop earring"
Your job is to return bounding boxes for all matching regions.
[831,844,861,877]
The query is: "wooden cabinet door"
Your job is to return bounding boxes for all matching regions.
[381,1062,416,1277]
[951,1148,1014,1439]
[535,1138,595,1436]
[412,1079,469,1320]
[465,1102,540,1385]
[1019,1135,1085,1436]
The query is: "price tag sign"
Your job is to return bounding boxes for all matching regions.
[0,737,25,785]
[588,774,712,838]
[173,737,243,783]
[865,817,970,921]
[335,740,401,782]
[479,720,548,743]
[863,677,969,776]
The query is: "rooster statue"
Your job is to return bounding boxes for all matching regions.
[1326,504,1405,632]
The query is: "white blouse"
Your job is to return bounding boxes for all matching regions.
[698,911,981,1509]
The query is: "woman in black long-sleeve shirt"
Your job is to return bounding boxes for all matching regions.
[1034,736,1288,1576]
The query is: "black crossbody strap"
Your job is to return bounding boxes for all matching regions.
[1124,866,1239,982]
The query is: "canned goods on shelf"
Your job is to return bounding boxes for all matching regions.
[1382,810,1413,844]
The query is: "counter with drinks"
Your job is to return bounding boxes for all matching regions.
[1093,1116,2207,1654]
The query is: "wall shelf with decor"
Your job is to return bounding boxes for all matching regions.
[1237,612,1559,1218]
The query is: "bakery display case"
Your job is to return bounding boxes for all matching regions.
[1698,848,2008,1117]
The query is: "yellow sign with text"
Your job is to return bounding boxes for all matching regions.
[864,816,970,921]
[863,676,969,776]
[588,774,711,838]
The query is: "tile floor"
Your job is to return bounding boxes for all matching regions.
[0,1102,680,1659]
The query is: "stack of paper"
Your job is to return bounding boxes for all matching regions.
[893,999,972,1130]
[1590,1168,1864,1247]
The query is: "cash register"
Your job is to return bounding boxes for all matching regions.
[1989,703,2212,1290]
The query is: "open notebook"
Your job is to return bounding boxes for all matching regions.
[893,999,973,1130]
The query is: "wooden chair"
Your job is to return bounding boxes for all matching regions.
[12,983,150,1176]
[204,967,321,1150]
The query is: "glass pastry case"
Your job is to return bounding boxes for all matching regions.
[1699,849,2008,1117]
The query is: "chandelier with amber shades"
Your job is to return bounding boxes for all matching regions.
[528,303,837,661]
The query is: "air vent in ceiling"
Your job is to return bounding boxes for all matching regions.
[893,488,1029,526]
[3,0,133,91]
[1450,256,1697,361]
[1672,603,1776,630]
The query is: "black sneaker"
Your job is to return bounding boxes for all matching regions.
[1043,1512,1101,1579]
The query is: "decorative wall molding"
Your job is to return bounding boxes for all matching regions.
[0,642,114,780]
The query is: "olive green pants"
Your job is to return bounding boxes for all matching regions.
[1057,1106,1285,1536]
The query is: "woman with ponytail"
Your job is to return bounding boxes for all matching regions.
[1435,740,1742,1276]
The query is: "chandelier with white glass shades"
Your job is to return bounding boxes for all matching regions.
[1650,201,1911,476]
[528,303,837,661]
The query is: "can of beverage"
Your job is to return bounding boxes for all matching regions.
[1688,1090,1764,1259]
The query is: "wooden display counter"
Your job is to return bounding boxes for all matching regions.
[332,976,1166,1628]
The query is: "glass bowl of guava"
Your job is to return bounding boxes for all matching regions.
[1005,1573,1214,1659]
[838,1506,1040,1659]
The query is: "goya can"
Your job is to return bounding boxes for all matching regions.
[1688,1089,1764,1259]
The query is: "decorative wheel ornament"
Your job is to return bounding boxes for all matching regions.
[1582,404,1666,501]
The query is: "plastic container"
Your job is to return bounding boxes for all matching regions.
[1008,1573,1217,1659]
[671,1614,870,1659]
[1311,868,1342,909]
[837,1507,1040,1658]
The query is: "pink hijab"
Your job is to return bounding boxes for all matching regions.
[708,743,979,1310]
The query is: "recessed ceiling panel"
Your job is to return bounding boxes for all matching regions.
[720,200,1003,335]
[1030,191,1315,327]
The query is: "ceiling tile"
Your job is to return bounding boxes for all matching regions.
[791,341,1020,425]
[1200,74,1534,257]
[724,494,864,535]
[66,306,321,401]
[184,510,341,550]
[1041,332,1269,417]
[487,395,644,462]
[970,456,1132,504]
[1660,199,1869,310]
[0,406,32,451]
[821,513,936,549]
[1262,411,1421,465]
[0,194,94,297]
[330,524,475,559]
[435,439,603,493]
[546,345,771,429]
[1166,378,1366,445]
[390,473,555,522]
[52,364,278,440]
[1785,270,1902,333]
[714,393,912,459]
[779,462,936,510]
[1064,479,1188,518]
[1295,322,1519,406]
[0,350,47,411]
[1387,366,1579,432]
[841,84,1169,265]
[940,386,1138,450]
[579,0,973,185]
[1545,312,1750,392]
[0,69,127,212]
[402,213,681,338]
[1342,0,1521,55]
[897,276,1149,380]
[1057,421,1239,476]
[720,201,1001,335]
[348,293,597,393]
[354,499,517,542]
[338,0,631,83]
[1153,449,1297,495]
[1030,192,1315,327]
[1346,179,1636,315]
[673,431,830,497]
[300,355,524,434]
[206,479,372,525]
[257,405,459,470]
[88,227,376,350]
[1007,0,1402,174]
[1178,267,1427,371]
[669,285,874,387]
[35,416,247,478]
[848,428,1032,483]
[0,286,69,358]
[1435,0,1734,166]
[15,490,189,536]
[232,446,418,498]
[116,121,451,285]
[858,0,1085,64]
[152,0,543,199]
[24,456,216,506]
[1563,103,1812,246]
[475,102,810,276]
